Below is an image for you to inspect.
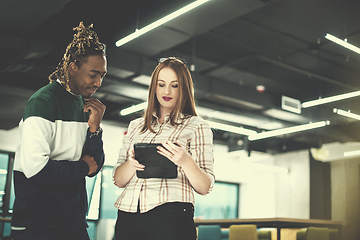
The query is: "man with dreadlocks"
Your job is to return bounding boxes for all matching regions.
[11,22,107,240]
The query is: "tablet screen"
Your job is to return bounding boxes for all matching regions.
[134,143,177,179]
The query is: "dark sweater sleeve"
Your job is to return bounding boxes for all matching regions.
[30,159,89,185]
[83,128,105,177]
[21,96,90,185]
[32,128,105,183]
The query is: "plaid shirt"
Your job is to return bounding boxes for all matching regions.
[113,114,215,213]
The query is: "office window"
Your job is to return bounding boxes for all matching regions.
[86,174,101,220]
[87,221,97,240]
[9,175,14,212]
[194,181,239,219]
[0,152,10,214]
[100,166,123,219]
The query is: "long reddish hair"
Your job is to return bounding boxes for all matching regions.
[141,58,197,133]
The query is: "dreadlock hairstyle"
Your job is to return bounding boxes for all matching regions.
[48,22,106,91]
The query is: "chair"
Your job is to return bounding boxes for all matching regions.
[197,224,222,240]
[296,229,306,240]
[328,228,339,240]
[296,227,329,240]
[257,230,272,240]
[229,224,257,240]
[221,228,230,240]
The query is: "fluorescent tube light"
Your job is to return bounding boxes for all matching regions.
[196,106,286,130]
[325,33,360,54]
[261,122,284,130]
[333,108,360,121]
[120,102,148,116]
[206,120,257,136]
[302,90,360,108]
[344,150,360,157]
[132,75,151,86]
[263,108,307,123]
[115,0,210,47]
[248,121,330,141]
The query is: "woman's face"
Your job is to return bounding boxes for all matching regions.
[156,67,180,115]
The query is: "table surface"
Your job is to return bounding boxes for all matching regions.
[195,218,342,231]
[195,217,342,228]
[195,217,343,240]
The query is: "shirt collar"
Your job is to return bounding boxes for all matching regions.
[152,111,186,124]
[56,79,82,99]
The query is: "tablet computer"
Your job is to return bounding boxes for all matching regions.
[134,143,178,179]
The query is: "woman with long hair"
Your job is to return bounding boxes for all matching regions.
[113,57,215,240]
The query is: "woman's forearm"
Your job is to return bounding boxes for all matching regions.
[113,160,136,188]
[181,157,212,195]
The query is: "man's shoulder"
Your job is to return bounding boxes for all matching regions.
[30,81,61,102]
[24,82,62,121]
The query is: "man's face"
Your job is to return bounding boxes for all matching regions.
[68,54,107,98]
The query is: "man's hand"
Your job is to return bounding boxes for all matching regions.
[83,98,106,133]
[81,155,98,175]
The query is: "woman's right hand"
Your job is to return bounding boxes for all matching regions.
[128,149,145,171]
[113,149,145,188]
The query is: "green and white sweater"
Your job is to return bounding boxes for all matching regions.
[11,80,104,230]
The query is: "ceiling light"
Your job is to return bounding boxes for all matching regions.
[120,102,148,116]
[333,108,360,121]
[325,33,360,54]
[302,90,360,108]
[248,121,330,141]
[261,122,284,130]
[263,108,307,123]
[115,0,210,47]
[343,150,360,157]
[206,111,265,127]
[132,75,151,86]
[196,106,285,130]
[206,120,257,136]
